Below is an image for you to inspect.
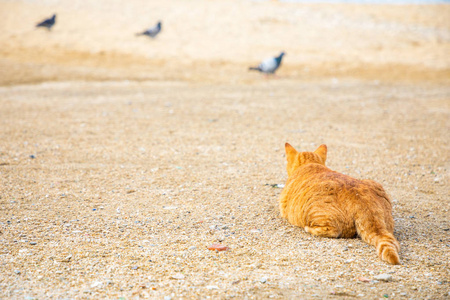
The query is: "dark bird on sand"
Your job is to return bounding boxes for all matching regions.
[136,21,162,38]
[36,14,56,30]
[249,52,285,74]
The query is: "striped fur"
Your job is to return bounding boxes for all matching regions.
[279,143,400,265]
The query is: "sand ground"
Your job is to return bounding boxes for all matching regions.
[0,0,449,299]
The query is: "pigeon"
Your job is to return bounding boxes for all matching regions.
[136,21,162,38]
[36,14,56,30]
[249,52,285,74]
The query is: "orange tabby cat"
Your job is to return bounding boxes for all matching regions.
[279,143,400,265]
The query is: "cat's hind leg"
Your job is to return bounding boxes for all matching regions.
[304,202,346,238]
[305,225,341,238]
[304,218,342,238]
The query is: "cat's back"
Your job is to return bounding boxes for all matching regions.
[284,163,343,199]
[288,163,379,196]
[288,163,353,188]
[302,167,392,209]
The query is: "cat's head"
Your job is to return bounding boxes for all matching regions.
[284,143,327,177]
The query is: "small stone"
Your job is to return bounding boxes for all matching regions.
[14,270,21,275]
[208,244,228,251]
[206,285,219,290]
[131,266,139,270]
[170,273,185,280]
[61,254,72,262]
[358,277,371,283]
[260,277,267,283]
[90,281,102,288]
[268,183,285,188]
[374,274,392,282]
[29,242,37,245]
[29,155,36,159]
[163,206,178,210]
[253,263,262,269]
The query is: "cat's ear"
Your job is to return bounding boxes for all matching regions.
[285,143,298,161]
[314,144,327,163]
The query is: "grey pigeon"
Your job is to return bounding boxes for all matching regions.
[136,21,162,38]
[249,52,285,74]
[36,14,56,30]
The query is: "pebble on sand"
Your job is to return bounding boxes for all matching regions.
[208,244,229,251]
[90,281,102,288]
[358,277,371,282]
[170,273,185,280]
[61,254,72,262]
[206,285,219,290]
[163,206,178,210]
[374,274,393,282]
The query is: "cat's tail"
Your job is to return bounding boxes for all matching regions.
[356,215,400,265]
[376,233,400,265]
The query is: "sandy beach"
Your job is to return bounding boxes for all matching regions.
[0,0,449,299]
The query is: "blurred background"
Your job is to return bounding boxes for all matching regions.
[0,0,449,85]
